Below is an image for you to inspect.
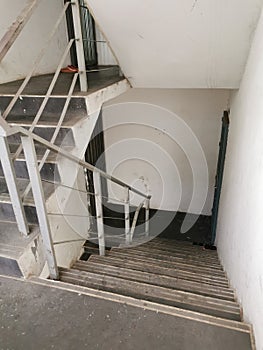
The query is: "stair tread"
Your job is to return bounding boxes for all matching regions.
[107,249,226,276]
[59,267,241,321]
[111,245,222,266]
[5,143,73,163]
[88,254,229,287]
[0,176,57,202]
[142,239,219,256]
[73,260,235,301]
[7,115,82,128]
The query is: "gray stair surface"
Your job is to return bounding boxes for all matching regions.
[59,238,248,326]
[0,95,87,225]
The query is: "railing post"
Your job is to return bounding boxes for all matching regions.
[145,198,150,237]
[93,171,105,256]
[21,135,59,280]
[0,136,29,236]
[124,187,130,244]
[71,1,88,92]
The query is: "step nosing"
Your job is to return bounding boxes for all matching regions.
[59,269,239,310]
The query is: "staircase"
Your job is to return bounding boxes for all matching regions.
[59,237,247,325]
[0,96,85,225]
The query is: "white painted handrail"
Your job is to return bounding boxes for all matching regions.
[0,0,39,63]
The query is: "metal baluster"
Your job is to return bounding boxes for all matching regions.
[93,171,105,255]
[145,198,150,236]
[124,187,130,244]
[0,136,29,236]
[21,136,59,279]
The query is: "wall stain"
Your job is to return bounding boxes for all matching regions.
[191,0,198,12]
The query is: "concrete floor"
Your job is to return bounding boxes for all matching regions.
[0,66,123,96]
[0,276,252,350]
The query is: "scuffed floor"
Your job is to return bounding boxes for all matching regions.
[0,276,252,350]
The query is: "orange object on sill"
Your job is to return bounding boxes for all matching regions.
[60,65,79,73]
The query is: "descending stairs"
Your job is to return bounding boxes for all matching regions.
[59,237,246,325]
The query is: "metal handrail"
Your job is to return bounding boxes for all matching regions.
[0,0,39,63]
[0,118,151,200]
[0,1,149,280]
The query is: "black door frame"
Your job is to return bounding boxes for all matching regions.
[211,110,230,245]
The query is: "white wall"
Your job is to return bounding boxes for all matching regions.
[103,89,230,215]
[216,8,263,350]
[86,0,263,88]
[0,0,70,84]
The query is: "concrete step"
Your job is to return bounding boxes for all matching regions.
[0,143,73,181]
[0,221,43,278]
[59,267,241,321]
[73,260,235,301]
[0,197,37,224]
[143,238,219,257]
[0,96,87,125]
[114,244,222,266]
[108,249,226,276]
[0,176,56,201]
[0,177,57,224]
[88,254,230,288]
[7,125,75,147]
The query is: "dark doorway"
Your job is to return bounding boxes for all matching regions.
[211,111,230,245]
[85,111,107,230]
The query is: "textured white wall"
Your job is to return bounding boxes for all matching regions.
[0,0,70,84]
[103,89,230,215]
[216,8,263,350]
[86,0,263,88]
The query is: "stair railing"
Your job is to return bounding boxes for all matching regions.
[0,118,151,279]
[0,1,122,203]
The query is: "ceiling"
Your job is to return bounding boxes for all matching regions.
[86,0,263,88]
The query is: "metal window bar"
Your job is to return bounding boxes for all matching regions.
[71,0,88,91]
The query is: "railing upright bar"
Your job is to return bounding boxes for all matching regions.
[0,136,29,236]
[93,171,105,256]
[71,1,88,92]
[22,73,79,199]
[130,200,145,241]
[124,187,130,244]
[2,2,71,120]
[145,198,150,236]
[13,39,75,161]
[21,135,59,280]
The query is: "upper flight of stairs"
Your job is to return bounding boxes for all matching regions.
[0,96,87,225]
[59,237,248,327]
